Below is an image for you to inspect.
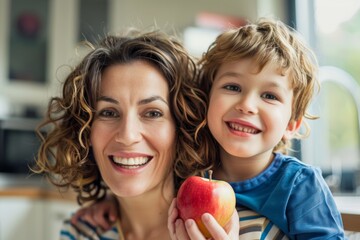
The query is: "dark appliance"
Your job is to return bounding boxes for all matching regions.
[0,117,43,174]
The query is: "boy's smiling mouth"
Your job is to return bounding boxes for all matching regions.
[227,122,261,134]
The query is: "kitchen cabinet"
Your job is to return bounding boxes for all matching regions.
[0,0,76,112]
[43,199,79,238]
[0,188,78,240]
[0,197,43,240]
[0,0,108,114]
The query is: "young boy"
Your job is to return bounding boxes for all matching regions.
[173,17,344,239]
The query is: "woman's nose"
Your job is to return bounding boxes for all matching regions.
[114,114,142,145]
[234,94,258,114]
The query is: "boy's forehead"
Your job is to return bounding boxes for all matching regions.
[218,58,286,75]
[214,58,294,87]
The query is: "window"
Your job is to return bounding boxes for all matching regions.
[293,0,360,194]
[8,0,49,84]
[78,0,109,43]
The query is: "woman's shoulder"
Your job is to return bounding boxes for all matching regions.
[59,218,119,240]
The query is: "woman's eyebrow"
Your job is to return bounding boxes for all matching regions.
[97,95,168,105]
[97,96,118,104]
[138,96,168,106]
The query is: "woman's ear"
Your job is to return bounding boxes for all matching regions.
[283,117,303,140]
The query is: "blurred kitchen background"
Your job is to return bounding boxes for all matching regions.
[0,0,360,239]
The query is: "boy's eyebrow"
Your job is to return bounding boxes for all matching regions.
[218,72,290,89]
[217,71,242,79]
[97,95,168,105]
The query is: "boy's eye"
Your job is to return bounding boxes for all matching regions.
[144,110,163,118]
[223,84,241,92]
[261,93,278,100]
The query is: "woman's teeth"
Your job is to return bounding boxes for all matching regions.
[112,156,150,168]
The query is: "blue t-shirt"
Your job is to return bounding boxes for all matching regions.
[230,152,345,239]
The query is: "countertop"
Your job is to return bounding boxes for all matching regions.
[334,195,360,232]
[0,186,76,201]
[0,173,76,201]
[334,195,360,215]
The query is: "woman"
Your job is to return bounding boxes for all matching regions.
[34,29,239,240]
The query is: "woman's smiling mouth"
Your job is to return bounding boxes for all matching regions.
[110,156,152,169]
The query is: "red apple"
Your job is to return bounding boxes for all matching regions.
[176,170,236,238]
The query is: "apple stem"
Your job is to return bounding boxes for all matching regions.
[208,170,213,181]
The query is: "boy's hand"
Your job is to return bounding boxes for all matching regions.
[71,194,118,231]
[168,198,239,240]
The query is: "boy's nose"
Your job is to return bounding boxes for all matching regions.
[234,95,258,114]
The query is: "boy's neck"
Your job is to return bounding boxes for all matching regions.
[213,149,275,182]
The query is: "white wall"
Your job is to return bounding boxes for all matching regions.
[110,0,256,32]
[109,0,287,33]
[0,0,287,116]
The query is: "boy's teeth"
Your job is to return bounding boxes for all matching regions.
[229,122,258,134]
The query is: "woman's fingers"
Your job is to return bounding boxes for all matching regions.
[184,219,206,240]
[175,219,192,240]
[201,213,225,239]
[168,198,179,239]
[70,208,87,225]
[223,209,240,239]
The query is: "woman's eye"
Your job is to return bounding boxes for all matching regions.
[98,109,118,118]
[144,110,163,118]
[261,93,278,100]
[223,84,241,92]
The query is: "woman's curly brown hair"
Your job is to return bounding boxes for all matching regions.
[34,29,209,204]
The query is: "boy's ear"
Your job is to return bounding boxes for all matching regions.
[283,117,303,140]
